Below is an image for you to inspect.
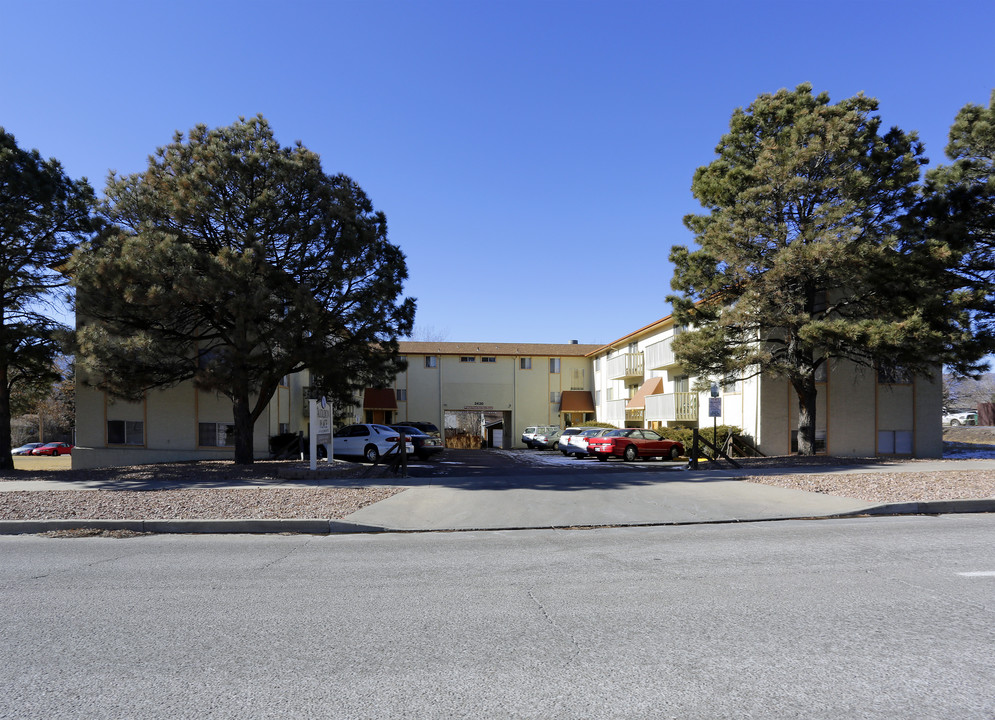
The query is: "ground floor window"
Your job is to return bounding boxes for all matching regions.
[878,430,913,454]
[199,422,235,447]
[107,420,144,446]
[791,429,827,454]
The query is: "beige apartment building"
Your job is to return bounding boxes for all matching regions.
[345,341,601,448]
[72,323,941,468]
[589,315,942,458]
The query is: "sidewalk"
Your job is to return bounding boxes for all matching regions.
[2,460,993,535]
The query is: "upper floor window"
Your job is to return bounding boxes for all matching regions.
[460,356,475,363]
[396,389,407,402]
[550,391,561,404]
[722,375,740,393]
[520,358,532,370]
[549,358,561,374]
[877,365,912,385]
[482,356,496,363]
[425,356,438,368]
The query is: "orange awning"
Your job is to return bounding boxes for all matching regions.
[560,390,596,413]
[363,388,398,410]
[626,377,663,410]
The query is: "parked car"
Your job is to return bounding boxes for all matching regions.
[389,425,444,460]
[942,410,978,426]
[30,442,74,456]
[11,442,45,456]
[586,428,684,462]
[533,429,564,450]
[522,425,558,449]
[403,421,441,437]
[563,427,613,458]
[554,427,586,454]
[331,424,414,463]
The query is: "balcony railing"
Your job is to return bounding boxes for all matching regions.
[644,337,676,370]
[604,399,629,427]
[645,392,698,423]
[606,353,644,380]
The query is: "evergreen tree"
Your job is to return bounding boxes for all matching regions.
[668,84,983,455]
[0,129,94,469]
[922,90,995,347]
[72,116,415,464]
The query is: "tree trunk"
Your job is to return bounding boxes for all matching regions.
[0,363,13,471]
[232,391,255,465]
[792,375,819,456]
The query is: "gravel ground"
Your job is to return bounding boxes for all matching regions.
[740,469,995,503]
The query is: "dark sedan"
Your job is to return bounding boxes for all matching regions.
[390,425,445,460]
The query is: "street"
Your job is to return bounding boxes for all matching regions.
[1,515,993,719]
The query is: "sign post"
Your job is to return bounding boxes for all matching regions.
[309,396,332,471]
[708,383,722,451]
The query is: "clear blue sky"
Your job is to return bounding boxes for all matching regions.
[3,0,993,345]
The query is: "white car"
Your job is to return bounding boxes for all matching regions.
[332,424,414,463]
[562,427,613,458]
[942,411,977,426]
[522,425,558,449]
[554,427,586,455]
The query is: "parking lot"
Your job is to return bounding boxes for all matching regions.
[402,447,688,478]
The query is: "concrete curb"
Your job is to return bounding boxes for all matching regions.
[0,518,386,535]
[0,498,992,535]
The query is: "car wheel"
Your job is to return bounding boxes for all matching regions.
[623,445,638,462]
[597,455,609,462]
[950,419,961,426]
[416,452,430,461]
[669,446,680,461]
[364,445,380,463]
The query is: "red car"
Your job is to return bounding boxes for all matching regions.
[586,428,684,462]
[31,442,74,456]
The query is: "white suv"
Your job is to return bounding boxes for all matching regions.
[522,425,558,449]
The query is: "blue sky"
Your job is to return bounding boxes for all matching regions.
[3,0,993,345]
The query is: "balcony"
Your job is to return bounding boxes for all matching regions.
[606,352,644,380]
[604,399,629,427]
[645,392,698,423]
[644,337,677,370]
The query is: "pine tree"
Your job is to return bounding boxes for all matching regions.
[72,116,415,464]
[668,84,984,455]
[0,129,94,469]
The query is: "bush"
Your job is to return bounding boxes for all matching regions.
[661,425,743,449]
[578,421,617,429]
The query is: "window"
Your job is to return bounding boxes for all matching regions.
[396,389,407,402]
[595,390,601,405]
[550,391,562,404]
[107,420,144,446]
[791,430,827,454]
[674,375,690,393]
[279,375,289,388]
[482,356,496,363]
[199,422,235,447]
[722,375,740,393]
[878,430,913,454]
[425,356,437,368]
[279,423,290,435]
[815,363,828,383]
[549,358,561,374]
[460,356,475,363]
[878,365,912,384]
[520,358,532,370]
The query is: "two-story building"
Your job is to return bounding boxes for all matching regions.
[588,314,942,457]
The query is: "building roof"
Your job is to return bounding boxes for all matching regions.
[560,390,596,413]
[363,388,398,410]
[586,315,675,357]
[626,377,664,410]
[399,341,602,357]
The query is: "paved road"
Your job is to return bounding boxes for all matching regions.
[2,515,993,719]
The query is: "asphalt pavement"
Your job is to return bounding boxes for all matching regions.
[2,450,994,534]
